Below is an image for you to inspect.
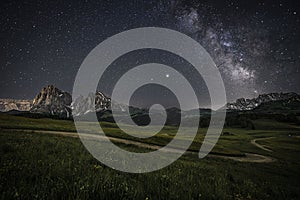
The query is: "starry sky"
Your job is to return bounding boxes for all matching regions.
[0,0,299,108]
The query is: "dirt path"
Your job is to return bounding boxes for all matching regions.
[211,153,275,163]
[251,137,275,152]
[5,128,276,163]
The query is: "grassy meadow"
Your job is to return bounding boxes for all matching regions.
[0,113,300,199]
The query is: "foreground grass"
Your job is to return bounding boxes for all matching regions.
[1,129,300,200]
[1,114,300,199]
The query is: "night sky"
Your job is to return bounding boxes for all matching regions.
[0,0,299,108]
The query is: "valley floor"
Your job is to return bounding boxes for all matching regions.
[2,128,276,163]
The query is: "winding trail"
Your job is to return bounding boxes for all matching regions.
[251,137,275,152]
[3,128,276,163]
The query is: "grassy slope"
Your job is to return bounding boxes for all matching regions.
[1,113,300,156]
[0,114,300,199]
[1,130,300,200]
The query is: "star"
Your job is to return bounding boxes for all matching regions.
[0,0,299,105]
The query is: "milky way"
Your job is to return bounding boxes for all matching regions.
[0,0,299,107]
[164,0,299,99]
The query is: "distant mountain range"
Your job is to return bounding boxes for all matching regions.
[0,99,32,112]
[0,85,300,121]
[226,92,300,111]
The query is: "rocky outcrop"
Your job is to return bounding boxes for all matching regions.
[1,85,299,119]
[71,91,111,116]
[227,92,300,111]
[30,85,72,118]
[0,99,32,112]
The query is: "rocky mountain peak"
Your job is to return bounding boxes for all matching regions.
[30,85,72,118]
[1,85,299,119]
[71,91,111,116]
[227,92,300,111]
[32,85,67,104]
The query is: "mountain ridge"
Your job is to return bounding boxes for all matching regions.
[0,99,32,112]
[1,85,299,118]
[226,92,300,111]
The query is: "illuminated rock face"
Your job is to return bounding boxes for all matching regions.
[0,99,32,112]
[226,92,300,111]
[30,85,72,118]
[71,91,111,117]
[0,85,112,119]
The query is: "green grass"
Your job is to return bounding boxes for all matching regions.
[1,113,300,156]
[0,114,300,199]
[251,119,300,130]
[0,114,76,132]
[1,130,300,200]
[254,135,300,162]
